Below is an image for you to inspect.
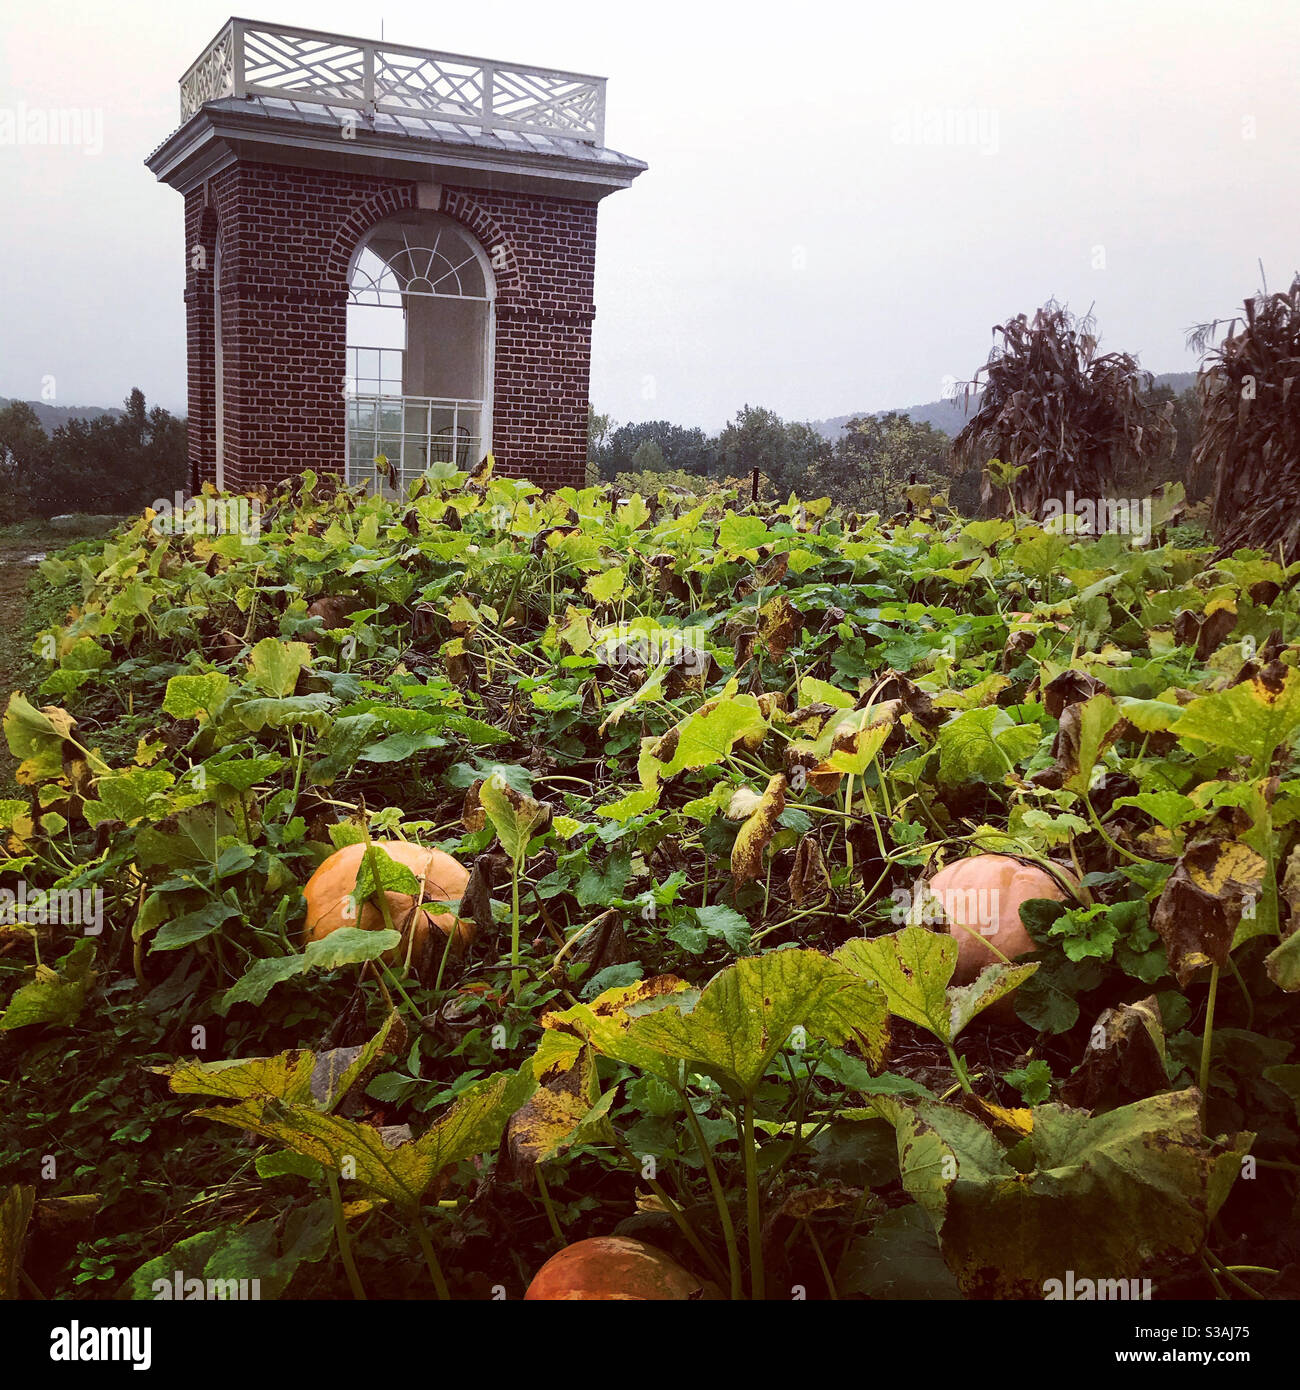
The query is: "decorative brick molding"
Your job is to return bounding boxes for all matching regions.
[438,190,525,295]
[323,185,420,286]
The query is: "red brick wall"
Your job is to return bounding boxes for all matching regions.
[186,160,597,493]
[183,192,217,489]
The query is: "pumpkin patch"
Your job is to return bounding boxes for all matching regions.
[2,468,1297,1308]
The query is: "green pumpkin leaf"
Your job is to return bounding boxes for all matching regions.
[246,638,313,699]
[936,707,1040,785]
[162,672,231,723]
[545,949,888,1100]
[479,775,549,866]
[220,928,401,1010]
[151,902,241,953]
[0,938,96,1030]
[835,926,1036,1044]
[1174,665,1300,772]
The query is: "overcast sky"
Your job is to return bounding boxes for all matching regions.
[1,0,1297,431]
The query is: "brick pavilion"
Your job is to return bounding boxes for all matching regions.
[146,19,646,493]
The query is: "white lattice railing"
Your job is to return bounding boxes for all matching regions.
[346,393,485,491]
[179,18,606,144]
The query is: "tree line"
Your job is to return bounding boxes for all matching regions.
[0,389,185,523]
[590,379,1201,517]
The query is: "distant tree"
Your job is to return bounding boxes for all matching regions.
[0,401,52,521]
[587,405,613,484]
[614,466,713,497]
[1130,383,1202,499]
[711,405,823,496]
[806,412,950,512]
[595,419,711,480]
[26,389,186,516]
[631,439,666,473]
[952,301,1170,518]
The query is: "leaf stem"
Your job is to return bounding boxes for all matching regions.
[1199,963,1220,1131]
[610,1137,729,1289]
[534,1164,565,1247]
[802,1220,838,1300]
[679,1090,743,1300]
[326,1170,367,1300]
[411,1206,451,1300]
[742,1099,764,1300]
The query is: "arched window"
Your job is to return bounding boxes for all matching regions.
[346,212,494,490]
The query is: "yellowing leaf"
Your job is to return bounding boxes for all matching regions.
[479,776,549,866]
[3,693,81,786]
[544,951,888,1100]
[246,639,312,699]
[584,566,626,603]
[1174,664,1300,772]
[1152,838,1267,986]
[836,926,1037,1044]
[731,774,787,886]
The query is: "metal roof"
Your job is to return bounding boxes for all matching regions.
[147,94,646,171]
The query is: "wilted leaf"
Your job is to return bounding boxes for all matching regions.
[872,1089,1252,1299]
[507,1044,615,1181]
[1034,692,1123,795]
[1059,996,1168,1109]
[479,776,549,866]
[1042,669,1110,720]
[789,836,831,907]
[168,1020,531,1207]
[731,774,787,886]
[641,694,769,782]
[3,693,82,786]
[757,594,802,658]
[1152,838,1267,985]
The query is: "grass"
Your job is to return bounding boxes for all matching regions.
[0,515,125,794]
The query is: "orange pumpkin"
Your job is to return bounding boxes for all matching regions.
[928,853,1072,986]
[302,840,472,957]
[524,1236,720,1301]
